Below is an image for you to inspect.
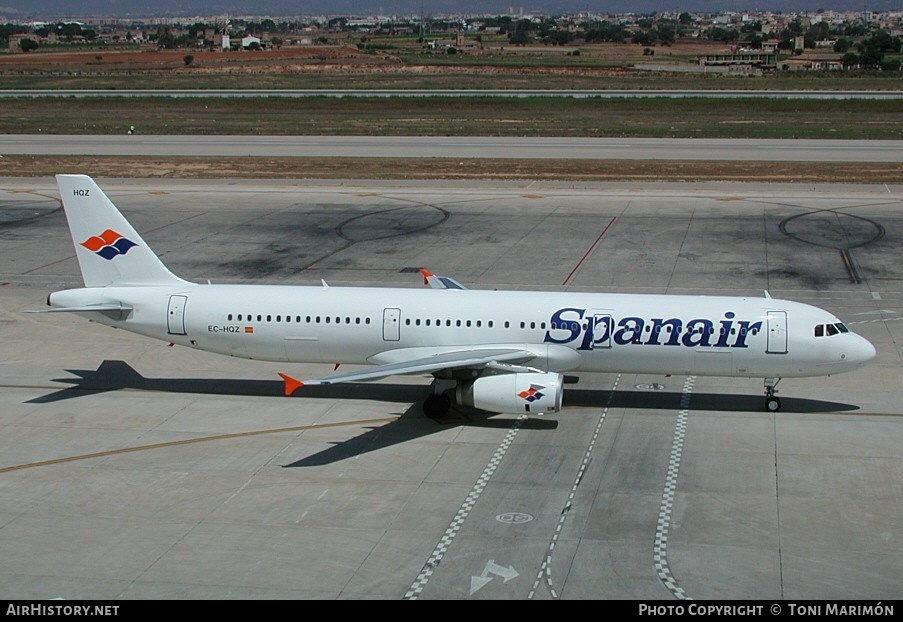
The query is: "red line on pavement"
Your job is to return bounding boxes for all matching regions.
[562,217,616,286]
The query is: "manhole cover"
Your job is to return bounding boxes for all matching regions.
[635,383,666,391]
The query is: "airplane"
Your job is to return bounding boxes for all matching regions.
[32,174,876,417]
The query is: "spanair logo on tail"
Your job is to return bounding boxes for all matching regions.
[518,385,546,403]
[81,229,137,260]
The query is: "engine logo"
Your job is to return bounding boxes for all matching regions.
[518,385,545,402]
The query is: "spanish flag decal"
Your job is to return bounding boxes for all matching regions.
[244,326,254,334]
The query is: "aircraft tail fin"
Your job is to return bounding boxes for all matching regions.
[56,175,190,288]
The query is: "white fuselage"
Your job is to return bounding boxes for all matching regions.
[50,283,876,379]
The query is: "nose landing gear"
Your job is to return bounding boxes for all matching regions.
[764,377,782,412]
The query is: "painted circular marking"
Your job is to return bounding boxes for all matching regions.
[635,383,666,391]
[337,204,449,242]
[496,512,534,524]
[779,210,884,251]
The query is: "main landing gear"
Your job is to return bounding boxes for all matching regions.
[764,377,782,412]
[423,392,451,419]
[422,378,455,419]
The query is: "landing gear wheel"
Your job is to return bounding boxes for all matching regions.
[423,392,451,419]
[763,377,782,413]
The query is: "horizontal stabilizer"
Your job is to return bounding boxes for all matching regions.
[27,302,133,321]
[27,303,133,314]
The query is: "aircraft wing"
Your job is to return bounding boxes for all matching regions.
[306,348,535,384]
[280,347,540,395]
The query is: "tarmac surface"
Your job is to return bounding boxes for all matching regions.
[0,177,901,600]
[3,135,903,162]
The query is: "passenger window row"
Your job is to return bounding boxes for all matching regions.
[227,313,372,325]
[404,318,548,330]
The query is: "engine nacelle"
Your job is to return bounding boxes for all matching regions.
[456,372,564,415]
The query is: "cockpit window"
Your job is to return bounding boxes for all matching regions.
[815,322,851,337]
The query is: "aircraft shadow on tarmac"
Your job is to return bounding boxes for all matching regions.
[28,360,860,466]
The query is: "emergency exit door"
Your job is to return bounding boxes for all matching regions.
[383,308,400,341]
[167,295,187,336]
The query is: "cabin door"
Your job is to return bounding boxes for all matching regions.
[766,311,788,354]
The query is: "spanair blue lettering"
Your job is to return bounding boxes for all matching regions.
[644,317,682,346]
[545,307,763,351]
[614,316,645,345]
[682,319,714,347]
[545,308,585,345]
[715,311,736,348]
[732,320,763,348]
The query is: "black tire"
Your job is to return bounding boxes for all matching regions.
[423,392,451,419]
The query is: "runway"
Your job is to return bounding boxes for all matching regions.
[3,135,902,162]
[1,177,901,599]
[3,88,902,99]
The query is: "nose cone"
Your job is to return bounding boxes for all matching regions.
[840,335,876,369]
[817,333,876,373]
[851,335,877,368]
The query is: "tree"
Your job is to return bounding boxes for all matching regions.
[508,29,531,45]
[183,54,194,66]
[864,30,896,52]
[584,21,628,44]
[745,34,763,49]
[19,38,38,52]
[834,38,850,53]
[632,30,658,46]
[57,22,84,40]
[806,21,831,42]
[543,30,574,45]
[707,27,739,44]
[327,17,347,31]
[858,47,884,68]
[656,25,676,45]
[156,27,177,49]
[841,52,859,68]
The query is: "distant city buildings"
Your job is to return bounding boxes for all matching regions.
[2,9,900,70]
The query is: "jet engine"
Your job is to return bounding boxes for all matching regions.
[456,371,564,414]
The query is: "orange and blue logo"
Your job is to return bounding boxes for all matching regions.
[518,385,545,403]
[81,229,137,260]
